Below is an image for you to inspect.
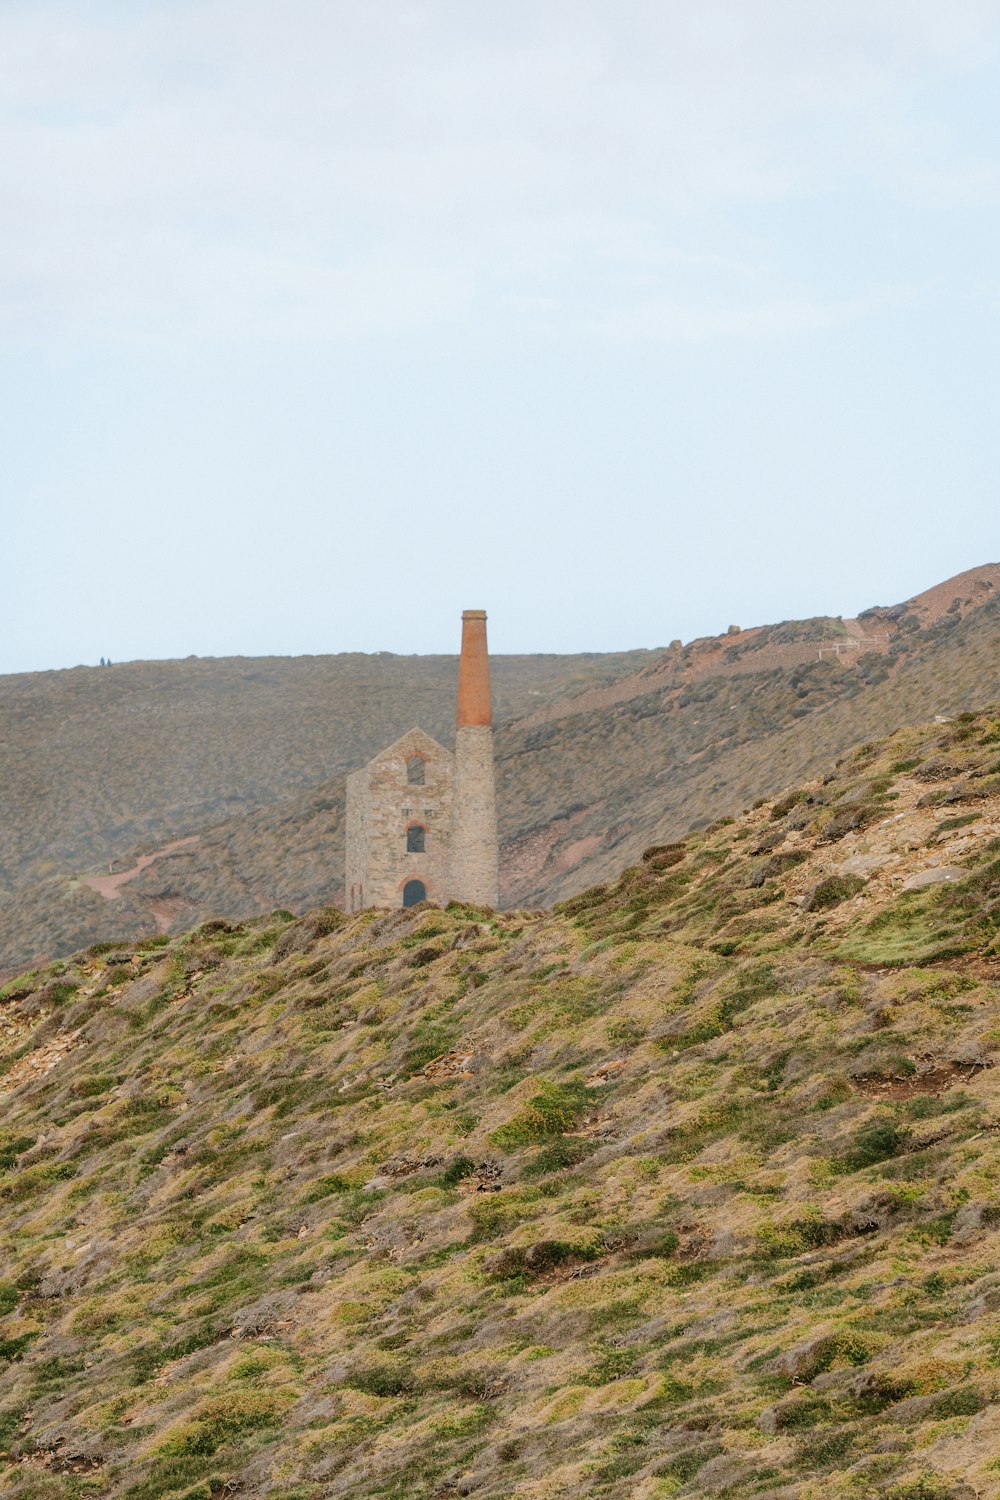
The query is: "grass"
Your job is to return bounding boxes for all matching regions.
[2,710,1000,1496]
[490,1079,601,1149]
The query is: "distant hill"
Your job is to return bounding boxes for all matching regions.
[2,706,1000,1497]
[498,563,1000,902]
[3,565,999,975]
[0,647,652,973]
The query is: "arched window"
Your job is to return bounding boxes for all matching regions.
[406,824,426,853]
[406,755,425,785]
[403,879,427,907]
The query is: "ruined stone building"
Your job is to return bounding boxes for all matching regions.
[345,611,499,911]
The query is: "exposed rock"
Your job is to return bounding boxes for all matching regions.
[903,864,968,890]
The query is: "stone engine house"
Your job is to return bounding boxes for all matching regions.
[345,610,499,911]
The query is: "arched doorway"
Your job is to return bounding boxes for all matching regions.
[402,879,427,907]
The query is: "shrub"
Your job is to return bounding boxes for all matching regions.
[849,1373,916,1414]
[491,1080,596,1150]
[0,1161,76,1202]
[627,1229,679,1260]
[521,1138,595,1178]
[486,1239,597,1280]
[434,1154,477,1188]
[343,1362,416,1397]
[931,1385,985,1418]
[73,1073,120,1099]
[807,874,866,911]
[0,1333,35,1362]
[584,1341,638,1385]
[934,814,979,838]
[557,885,611,918]
[302,1173,353,1202]
[157,1391,281,1456]
[838,1117,911,1171]
[131,1324,225,1384]
[771,790,808,821]
[886,1476,957,1500]
[605,1017,644,1046]
[641,844,686,871]
[401,1025,456,1074]
[822,804,885,841]
[654,1447,721,1483]
[0,1133,34,1171]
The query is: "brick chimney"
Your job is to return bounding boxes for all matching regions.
[456,609,492,728]
[450,609,499,907]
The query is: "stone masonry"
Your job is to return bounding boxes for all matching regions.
[345,611,499,910]
[345,727,453,911]
[450,611,499,907]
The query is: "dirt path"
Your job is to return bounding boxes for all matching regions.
[82,836,200,901]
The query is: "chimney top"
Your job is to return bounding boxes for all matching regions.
[456,610,492,728]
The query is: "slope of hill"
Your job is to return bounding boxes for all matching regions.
[3,565,998,976]
[498,568,1000,904]
[2,709,1000,1499]
[512,564,1000,733]
[0,648,653,892]
[0,649,654,975]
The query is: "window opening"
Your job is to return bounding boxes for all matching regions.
[406,756,425,785]
[406,824,426,853]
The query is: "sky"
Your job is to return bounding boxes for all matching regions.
[3,0,999,673]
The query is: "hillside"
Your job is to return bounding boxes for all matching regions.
[0,648,652,890]
[0,649,653,975]
[3,565,999,976]
[2,708,1000,1498]
[498,565,1000,904]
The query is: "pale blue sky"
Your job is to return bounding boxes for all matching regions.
[3,1,999,673]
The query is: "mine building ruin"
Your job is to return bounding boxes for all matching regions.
[345,610,499,910]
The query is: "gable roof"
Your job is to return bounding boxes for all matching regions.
[363,726,452,770]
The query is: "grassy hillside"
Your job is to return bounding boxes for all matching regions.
[2,709,1000,1498]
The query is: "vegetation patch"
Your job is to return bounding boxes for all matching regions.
[490,1078,599,1149]
[3,707,1000,1498]
[807,873,866,910]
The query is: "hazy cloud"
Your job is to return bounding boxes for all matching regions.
[1,0,998,343]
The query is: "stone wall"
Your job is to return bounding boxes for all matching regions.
[344,766,370,912]
[345,729,453,910]
[450,724,499,907]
